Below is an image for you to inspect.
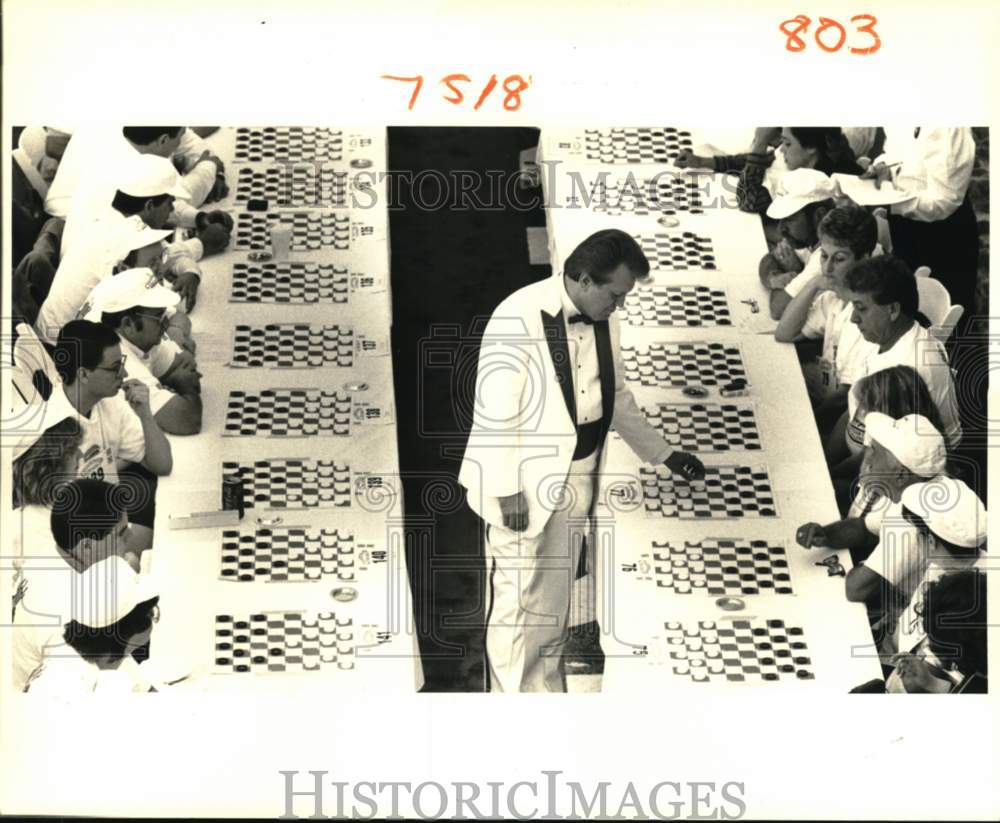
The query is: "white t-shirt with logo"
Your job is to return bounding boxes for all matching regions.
[65,387,146,485]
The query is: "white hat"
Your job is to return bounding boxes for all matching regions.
[70,556,159,628]
[863,412,947,477]
[118,153,188,199]
[901,476,987,549]
[766,168,837,219]
[85,267,180,316]
[106,214,172,261]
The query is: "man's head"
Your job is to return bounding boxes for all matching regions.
[123,126,183,158]
[110,154,188,228]
[563,229,650,321]
[54,320,125,396]
[767,169,837,249]
[860,412,947,502]
[816,205,878,298]
[921,570,987,679]
[93,267,179,354]
[64,594,160,664]
[844,255,919,345]
[50,478,130,568]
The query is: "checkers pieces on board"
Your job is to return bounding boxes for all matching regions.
[591,175,705,216]
[621,285,731,327]
[639,464,777,518]
[662,619,814,683]
[651,539,792,595]
[234,212,350,252]
[219,527,356,582]
[622,341,746,388]
[229,323,354,369]
[233,166,348,208]
[222,459,352,509]
[635,232,717,271]
[213,611,355,674]
[224,389,353,437]
[232,127,344,163]
[642,402,761,451]
[230,262,349,304]
[583,127,694,164]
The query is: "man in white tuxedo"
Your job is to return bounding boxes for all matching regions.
[459,229,705,692]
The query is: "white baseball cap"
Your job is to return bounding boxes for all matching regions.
[118,154,189,199]
[85,267,180,316]
[107,213,172,260]
[70,556,159,628]
[766,168,837,219]
[864,412,947,478]
[901,475,987,549]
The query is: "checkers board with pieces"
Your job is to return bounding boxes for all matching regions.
[639,464,777,518]
[635,232,717,271]
[213,611,355,674]
[229,323,354,369]
[650,539,792,595]
[230,262,349,304]
[656,619,814,683]
[622,341,746,389]
[233,166,348,208]
[224,389,354,437]
[641,402,761,451]
[234,212,351,252]
[591,175,705,216]
[233,127,344,163]
[219,526,357,582]
[621,285,731,327]
[582,127,694,164]
[222,459,353,509]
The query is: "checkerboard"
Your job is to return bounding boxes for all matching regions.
[639,464,777,518]
[223,388,354,436]
[234,212,351,252]
[635,232,717,271]
[229,323,354,368]
[621,341,746,388]
[232,127,344,163]
[213,611,355,673]
[621,285,731,327]
[650,538,792,595]
[582,127,694,164]
[233,166,348,208]
[641,402,761,451]
[219,526,357,582]
[590,174,705,216]
[230,262,350,304]
[222,459,353,509]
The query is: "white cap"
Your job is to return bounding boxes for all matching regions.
[901,476,987,549]
[864,412,947,477]
[766,168,837,219]
[70,556,159,628]
[118,154,188,199]
[107,214,172,261]
[85,267,180,316]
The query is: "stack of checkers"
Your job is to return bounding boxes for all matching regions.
[620,285,731,327]
[222,459,353,509]
[229,323,354,369]
[582,127,694,164]
[650,539,792,595]
[634,232,717,271]
[219,527,356,582]
[233,166,349,208]
[213,611,355,673]
[639,464,777,518]
[224,389,353,437]
[234,212,351,252]
[641,402,761,450]
[232,127,344,163]
[230,262,350,304]
[591,175,704,216]
[622,341,746,388]
[660,619,814,683]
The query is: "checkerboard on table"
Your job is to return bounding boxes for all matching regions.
[653,619,814,683]
[621,285,731,327]
[230,262,350,304]
[233,166,348,208]
[213,611,355,673]
[641,402,761,450]
[223,388,354,436]
[639,464,777,518]
[622,341,746,388]
[222,459,353,509]
[589,174,705,216]
[219,526,357,582]
[229,323,354,368]
[234,212,351,252]
[232,127,344,163]
[582,127,694,164]
[649,538,792,595]
[634,232,717,271]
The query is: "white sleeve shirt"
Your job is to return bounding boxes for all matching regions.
[559,279,603,425]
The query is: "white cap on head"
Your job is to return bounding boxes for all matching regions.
[106,214,172,261]
[766,168,837,219]
[863,412,947,477]
[70,556,159,629]
[901,475,987,549]
[85,267,180,317]
[118,153,188,199]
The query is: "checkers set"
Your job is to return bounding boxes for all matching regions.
[641,402,761,451]
[639,464,777,518]
[621,285,731,327]
[635,232,717,271]
[234,212,351,252]
[224,389,354,437]
[589,174,705,216]
[233,127,344,163]
[230,262,350,304]
[219,527,356,582]
[649,539,792,595]
[222,459,353,509]
[213,611,355,673]
[233,166,348,208]
[622,341,746,389]
[582,127,694,164]
[229,323,354,369]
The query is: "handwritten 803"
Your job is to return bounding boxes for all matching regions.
[381,73,532,111]
[780,14,881,55]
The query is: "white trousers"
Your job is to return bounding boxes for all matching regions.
[484,450,599,692]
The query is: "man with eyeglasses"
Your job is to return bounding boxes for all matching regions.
[83,267,203,436]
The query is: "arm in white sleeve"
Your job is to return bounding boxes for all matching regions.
[174,128,212,169]
[892,129,975,221]
[164,237,204,266]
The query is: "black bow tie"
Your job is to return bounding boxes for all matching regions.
[568,313,593,325]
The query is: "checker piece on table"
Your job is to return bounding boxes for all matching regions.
[233,166,349,208]
[232,127,344,163]
[230,262,350,304]
[582,127,694,164]
[622,341,746,389]
[642,402,760,451]
[222,459,352,509]
[214,611,355,673]
[621,285,731,327]
[219,526,356,582]
[635,232,717,271]
[651,539,792,595]
[234,212,350,252]
[592,175,705,216]
[639,464,777,518]
[224,389,354,437]
[229,324,354,369]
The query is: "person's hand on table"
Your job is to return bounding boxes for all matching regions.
[498,491,529,532]
[165,362,202,395]
[196,222,230,256]
[772,238,804,273]
[767,271,797,291]
[196,209,234,233]
[205,171,229,203]
[665,451,705,482]
[674,149,713,170]
[891,653,951,693]
[795,522,829,548]
[162,348,197,378]
[123,379,153,417]
[861,161,894,189]
[172,271,201,312]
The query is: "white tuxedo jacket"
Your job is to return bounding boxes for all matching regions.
[458,275,672,537]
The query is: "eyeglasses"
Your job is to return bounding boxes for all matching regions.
[136,311,169,329]
[93,355,127,375]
